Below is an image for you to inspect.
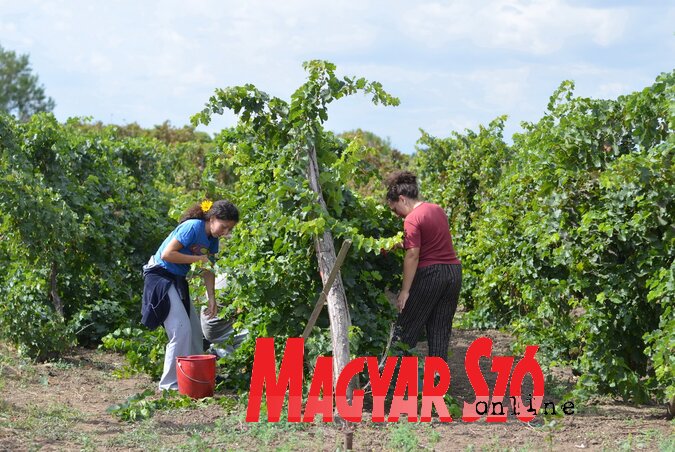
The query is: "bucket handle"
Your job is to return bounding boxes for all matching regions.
[177,361,213,386]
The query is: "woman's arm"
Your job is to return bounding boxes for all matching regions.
[398,247,420,311]
[160,238,209,264]
[202,270,218,318]
[161,238,217,316]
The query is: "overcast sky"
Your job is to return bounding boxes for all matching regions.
[1,0,673,153]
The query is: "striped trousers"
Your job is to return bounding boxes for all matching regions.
[392,263,462,362]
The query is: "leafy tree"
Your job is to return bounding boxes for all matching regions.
[414,116,510,235]
[413,117,511,311]
[74,120,235,193]
[0,113,175,359]
[190,61,403,388]
[460,73,674,402]
[338,129,412,198]
[0,44,55,121]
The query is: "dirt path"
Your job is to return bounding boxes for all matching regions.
[0,331,672,451]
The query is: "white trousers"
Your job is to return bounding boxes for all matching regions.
[158,284,203,390]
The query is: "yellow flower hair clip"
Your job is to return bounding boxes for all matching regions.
[200,199,213,213]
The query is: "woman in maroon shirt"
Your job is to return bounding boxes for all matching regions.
[385,171,462,363]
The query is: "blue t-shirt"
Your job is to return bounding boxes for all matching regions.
[154,219,219,276]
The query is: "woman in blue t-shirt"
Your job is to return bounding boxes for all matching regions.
[148,199,238,390]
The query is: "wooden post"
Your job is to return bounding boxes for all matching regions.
[344,431,354,450]
[306,145,353,400]
[303,239,352,340]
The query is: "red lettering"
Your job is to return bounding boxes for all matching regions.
[420,357,452,422]
[246,337,304,422]
[486,355,514,422]
[462,337,492,422]
[335,357,366,422]
[367,357,397,422]
[388,357,419,422]
[245,336,545,425]
[302,356,333,422]
[509,346,544,422]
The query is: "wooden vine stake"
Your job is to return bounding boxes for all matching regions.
[302,239,352,340]
[306,144,355,450]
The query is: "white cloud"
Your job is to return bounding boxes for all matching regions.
[87,52,113,73]
[423,114,478,138]
[0,22,16,34]
[171,0,380,59]
[598,82,631,99]
[462,67,531,111]
[345,63,532,114]
[400,0,629,55]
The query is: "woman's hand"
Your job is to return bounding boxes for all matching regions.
[397,290,409,312]
[397,247,419,313]
[380,241,404,256]
[202,270,216,318]
[204,299,218,319]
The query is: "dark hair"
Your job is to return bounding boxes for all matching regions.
[385,171,419,202]
[179,199,239,224]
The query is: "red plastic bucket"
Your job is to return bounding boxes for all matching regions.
[176,355,216,399]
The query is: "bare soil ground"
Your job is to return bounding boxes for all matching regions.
[0,330,673,451]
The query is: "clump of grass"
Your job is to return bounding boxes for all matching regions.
[0,402,84,446]
[388,423,419,451]
[105,419,161,449]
